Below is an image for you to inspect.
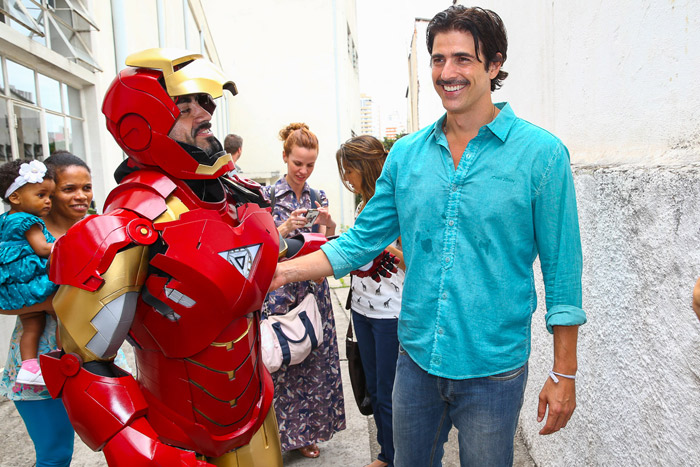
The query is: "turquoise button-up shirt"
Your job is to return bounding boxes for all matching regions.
[322,103,586,379]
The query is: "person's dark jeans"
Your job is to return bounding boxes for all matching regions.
[392,348,528,467]
[352,310,399,466]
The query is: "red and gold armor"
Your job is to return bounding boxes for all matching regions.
[40,49,321,466]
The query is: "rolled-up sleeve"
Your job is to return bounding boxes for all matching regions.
[321,151,402,278]
[533,143,587,334]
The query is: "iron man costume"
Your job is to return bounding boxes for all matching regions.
[40,49,324,466]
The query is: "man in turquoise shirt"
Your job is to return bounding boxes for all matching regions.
[272,5,586,466]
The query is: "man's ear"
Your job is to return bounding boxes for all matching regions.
[489,52,503,77]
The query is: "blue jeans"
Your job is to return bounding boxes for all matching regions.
[392,349,527,467]
[14,398,74,467]
[352,311,399,466]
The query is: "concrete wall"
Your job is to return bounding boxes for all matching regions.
[521,165,700,465]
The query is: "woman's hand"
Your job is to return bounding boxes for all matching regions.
[278,208,308,238]
[314,202,336,237]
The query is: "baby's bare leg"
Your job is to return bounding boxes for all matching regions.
[19,312,46,361]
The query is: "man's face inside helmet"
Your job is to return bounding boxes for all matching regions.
[169,93,219,156]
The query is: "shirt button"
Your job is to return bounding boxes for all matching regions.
[438,328,444,335]
[448,220,455,226]
[441,293,447,300]
[451,186,457,192]
[444,257,451,263]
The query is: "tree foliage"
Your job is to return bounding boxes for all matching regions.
[382,132,407,152]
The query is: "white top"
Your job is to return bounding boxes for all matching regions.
[350,239,404,319]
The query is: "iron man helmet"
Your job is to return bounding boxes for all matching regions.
[102,48,238,179]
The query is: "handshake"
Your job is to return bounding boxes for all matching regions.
[351,250,400,282]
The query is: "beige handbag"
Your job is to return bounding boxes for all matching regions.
[260,293,323,373]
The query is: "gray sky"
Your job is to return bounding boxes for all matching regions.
[355,0,454,122]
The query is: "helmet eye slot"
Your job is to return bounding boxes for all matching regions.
[174,93,216,115]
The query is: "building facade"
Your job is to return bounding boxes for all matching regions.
[202,0,360,229]
[0,0,233,210]
[359,93,377,136]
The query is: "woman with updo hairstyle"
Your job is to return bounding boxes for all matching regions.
[262,123,345,459]
[337,135,405,467]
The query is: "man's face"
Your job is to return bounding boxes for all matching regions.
[430,30,501,116]
[168,93,218,155]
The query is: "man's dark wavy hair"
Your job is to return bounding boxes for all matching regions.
[426,5,509,91]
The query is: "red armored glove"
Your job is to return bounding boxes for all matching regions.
[351,250,400,282]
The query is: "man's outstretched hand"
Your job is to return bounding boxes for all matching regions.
[351,250,400,282]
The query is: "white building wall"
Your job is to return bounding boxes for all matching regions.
[430,1,700,464]
[202,0,360,229]
[407,18,443,133]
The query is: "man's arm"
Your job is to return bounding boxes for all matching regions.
[532,142,586,435]
[269,250,334,291]
[537,325,579,434]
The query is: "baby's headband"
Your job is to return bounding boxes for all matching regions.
[4,160,48,198]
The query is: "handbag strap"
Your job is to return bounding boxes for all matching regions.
[271,311,319,366]
[346,317,354,341]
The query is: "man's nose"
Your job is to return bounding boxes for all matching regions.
[441,58,459,79]
[192,101,212,119]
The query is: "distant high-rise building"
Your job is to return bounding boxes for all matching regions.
[382,110,405,140]
[360,94,378,136]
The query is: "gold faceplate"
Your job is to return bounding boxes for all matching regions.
[125,48,238,98]
[195,154,234,176]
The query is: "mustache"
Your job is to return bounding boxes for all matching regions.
[192,121,212,137]
[436,78,468,86]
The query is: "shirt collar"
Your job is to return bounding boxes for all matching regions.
[486,102,516,143]
[275,176,309,198]
[429,102,516,144]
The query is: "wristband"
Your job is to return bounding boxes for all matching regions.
[549,370,576,384]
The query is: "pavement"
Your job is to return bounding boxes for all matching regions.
[0,279,535,466]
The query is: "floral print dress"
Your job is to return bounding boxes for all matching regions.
[262,177,346,451]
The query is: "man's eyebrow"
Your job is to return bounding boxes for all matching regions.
[431,51,478,60]
[453,52,477,59]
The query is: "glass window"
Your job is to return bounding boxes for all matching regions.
[67,116,84,158]
[0,59,4,94]
[2,0,44,37]
[46,112,67,153]
[63,84,81,117]
[38,73,62,112]
[14,104,42,159]
[6,59,36,105]
[1,55,85,163]
[0,99,10,162]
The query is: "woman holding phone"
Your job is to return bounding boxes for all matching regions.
[262,123,344,459]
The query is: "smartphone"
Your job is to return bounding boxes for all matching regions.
[303,209,319,228]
